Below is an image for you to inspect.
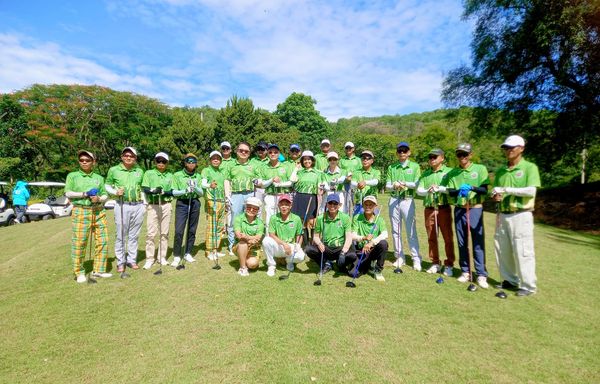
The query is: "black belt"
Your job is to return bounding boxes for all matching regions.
[232,191,252,194]
[121,201,143,205]
[176,198,199,203]
[501,209,533,214]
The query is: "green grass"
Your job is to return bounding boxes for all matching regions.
[1,197,599,383]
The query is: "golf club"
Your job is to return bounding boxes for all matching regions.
[119,196,130,279]
[313,197,327,286]
[346,208,381,288]
[153,193,163,276]
[393,200,403,274]
[177,190,194,271]
[465,203,477,292]
[86,204,97,284]
[279,196,313,281]
[211,191,221,270]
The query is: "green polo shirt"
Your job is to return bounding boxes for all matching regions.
[315,153,328,171]
[65,169,106,207]
[352,167,381,203]
[294,168,326,194]
[283,159,300,174]
[249,157,268,172]
[226,160,258,193]
[352,214,387,248]
[340,155,362,173]
[257,162,291,194]
[322,167,347,192]
[105,163,144,202]
[233,213,265,241]
[386,160,421,199]
[268,213,303,243]
[220,157,235,174]
[315,212,351,247]
[417,165,452,207]
[493,159,541,212]
[201,166,226,200]
[445,163,490,207]
[172,169,203,199]
[142,169,174,203]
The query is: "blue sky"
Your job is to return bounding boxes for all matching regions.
[0,0,473,121]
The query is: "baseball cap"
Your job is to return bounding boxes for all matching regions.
[220,141,232,149]
[290,144,301,151]
[326,151,339,160]
[301,150,315,159]
[122,147,137,157]
[278,194,292,204]
[78,150,95,161]
[396,141,410,149]
[344,142,354,148]
[326,193,340,204]
[256,141,268,150]
[155,152,169,161]
[267,143,280,151]
[209,150,222,159]
[428,148,444,156]
[360,150,374,158]
[321,139,331,146]
[245,196,262,208]
[456,143,472,154]
[501,135,525,148]
[184,153,198,163]
[363,195,378,205]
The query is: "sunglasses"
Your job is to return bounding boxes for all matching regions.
[290,149,301,153]
[361,157,373,161]
[502,146,517,150]
[345,146,353,150]
[397,148,409,154]
[246,206,259,211]
[122,154,136,158]
[456,152,469,158]
[328,158,338,161]
[185,159,197,164]
[79,158,92,163]
[221,146,231,150]
[257,148,267,152]
[156,159,168,164]
[327,201,339,205]
[238,149,250,154]
[428,155,438,160]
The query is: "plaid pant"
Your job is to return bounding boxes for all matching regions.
[71,206,109,275]
[205,199,226,256]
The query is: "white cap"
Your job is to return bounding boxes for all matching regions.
[209,150,222,159]
[301,150,315,159]
[245,196,262,208]
[320,139,331,146]
[220,141,232,148]
[122,146,137,157]
[344,142,354,148]
[155,152,169,161]
[326,151,339,160]
[501,135,525,148]
[363,195,378,205]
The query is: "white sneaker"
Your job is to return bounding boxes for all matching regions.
[217,252,226,258]
[392,258,405,268]
[443,266,454,277]
[92,272,112,278]
[426,264,440,274]
[374,269,385,282]
[228,250,235,257]
[171,257,181,267]
[477,276,489,289]
[76,274,87,283]
[412,258,422,272]
[286,262,295,272]
[159,258,168,266]
[457,272,470,283]
[267,265,276,277]
[238,267,249,277]
[184,253,196,263]
[207,252,217,261]
[143,260,154,270]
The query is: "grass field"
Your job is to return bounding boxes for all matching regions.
[1,197,599,383]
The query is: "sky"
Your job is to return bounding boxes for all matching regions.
[0,0,473,121]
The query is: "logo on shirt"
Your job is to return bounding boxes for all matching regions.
[470,172,478,179]
[289,222,295,229]
[406,169,413,175]
[279,168,286,175]
[515,170,524,178]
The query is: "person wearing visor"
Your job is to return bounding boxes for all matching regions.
[255,143,292,226]
[284,144,302,174]
[315,139,332,171]
[219,141,235,174]
[141,152,174,269]
[170,153,204,267]
[250,141,269,209]
[201,150,228,260]
[105,147,145,272]
[339,142,361,215]
[65,150,111,283]
[350,150,381,216]
[322,151,347,213]
[233,197,265,276]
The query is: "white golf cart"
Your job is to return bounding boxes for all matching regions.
[0,181,17,226]
[25,181,73,221]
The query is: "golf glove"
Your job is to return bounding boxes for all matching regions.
[458,184,472,198]
[253,179,260,186]
[492,187,506,195]
[86,188,99,197]
[155,187,163,195]
[186,186,195,193]
[338,252,346,267]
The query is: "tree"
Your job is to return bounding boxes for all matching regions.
[442,0,600,183]
[214,96,259,147]
[0,95,34,180]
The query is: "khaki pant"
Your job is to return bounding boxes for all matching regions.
[145,203,172,262]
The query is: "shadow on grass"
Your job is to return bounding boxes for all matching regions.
[541,226,600,248]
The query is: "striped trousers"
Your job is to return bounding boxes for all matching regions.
[205,199,226,256]
[71,206,109,276]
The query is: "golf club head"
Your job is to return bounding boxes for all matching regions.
[176,264,185,270]
[467,283,477,292]
[153,269,163,275]
[436,276,444,284]
[278,275,289,281]
[393,267,403,274]
[88,277,97,284]
[212,265,222,270]
[495,290,508,299]
[313,280,322,286]
[345,281,356,288]
[120,272,131,279]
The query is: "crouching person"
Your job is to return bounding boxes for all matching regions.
[305,193,355,274]
[262,194,305,277]
[348,195,388,281]
[233,197,265,276]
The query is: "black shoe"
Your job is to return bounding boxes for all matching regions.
[495,280,518,290]
[516,289,535,297]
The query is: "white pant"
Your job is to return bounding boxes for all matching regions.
[263,195,278,230]
[114,202,145,266]
[494,211,537,292]
[318,191,345,214]
[389,197,420,261]
[262,236,305,267]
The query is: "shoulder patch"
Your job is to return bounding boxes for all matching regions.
[470,171,478,179]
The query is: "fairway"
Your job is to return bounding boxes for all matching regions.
[1,199,599,384]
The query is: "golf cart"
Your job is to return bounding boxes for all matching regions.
[0,181,17,226]
[25,182,73,221]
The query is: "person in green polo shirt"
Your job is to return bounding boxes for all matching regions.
[350,150,381,216]
[339,141,361,215]
[255,143,292,226]
[65,150,111,283]
[105,146,145,272]
[283,144,302,174]
[233,197,265,276]
[219,141,235,174]
[262,194,305,276]
[201,150,227,260]
[141,152,174,269]
[492,135,541,297]
[386,141,422,271]
[305,193,356,274]
[322,151,348,212]
[314,139,332,171]
[350,195,388,281]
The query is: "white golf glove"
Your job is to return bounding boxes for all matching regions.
[492,187,506,195]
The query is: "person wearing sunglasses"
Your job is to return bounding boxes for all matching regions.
[350,150,381,217]
[322,151,347,213]
[219,141,235,174]
[105,147,145,272]
[201,151,228,261]
[141,152,174,269]
[233,197,265,276]
[315,139,332,171]
[386,141,422,272]
[416,148,455,276]
[255,143,293,226]
[444,143,490,288]
[249,141,269,210]
[65,150,110,283]
[283,144,302,174]
[339,142,361,215]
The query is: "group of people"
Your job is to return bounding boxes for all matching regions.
[66,135,540,297]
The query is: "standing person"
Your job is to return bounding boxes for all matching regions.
[262,194,305,276]
[445,143,490,288]
[349,196,388,281]
[250,141,269,208]
[105,147,145,272]
[339,142,361,215]
[350,150,381,216]
[322,151,347,212]
[201,151,227,260]
[283,144,302,174]
[141,152,174,269]
[305,193,355,274]
[315,139,332,171]
[12,180,30,223]
[256,143,292,226]
[219,141,235,174]
[233,197,265,276]
[416,148,455,276]
[492,135,541,297]
[65,150,111,283]
[225,142,260,253]
[170,153,204,267]
[385,141,422,271]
